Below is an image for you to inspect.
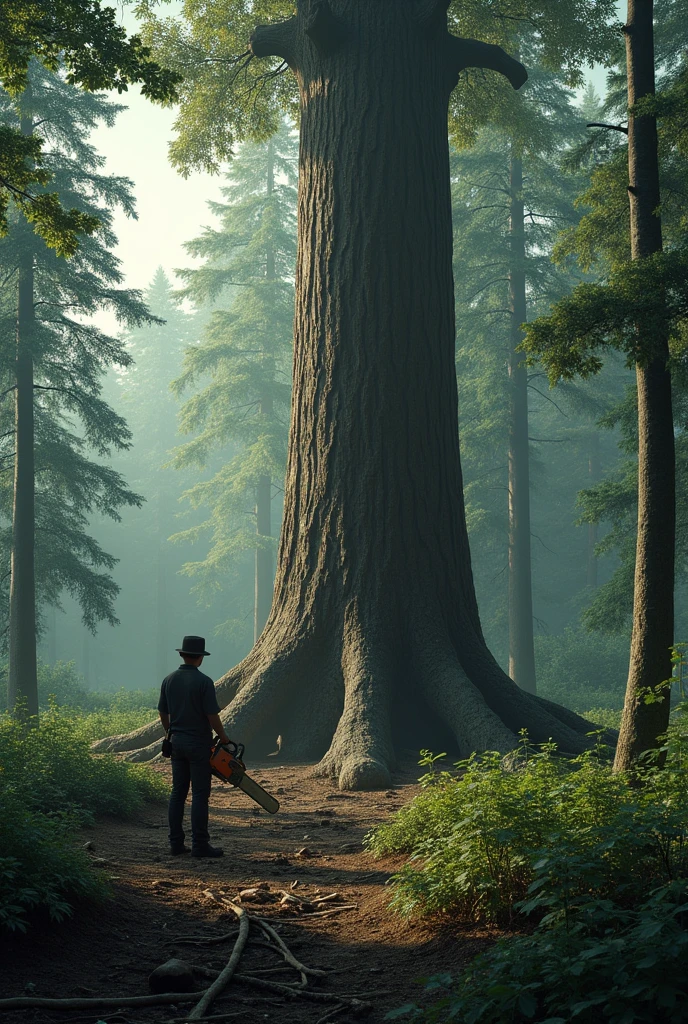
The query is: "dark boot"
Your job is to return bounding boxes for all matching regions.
[191,843,224,858]
[170,843,188,855]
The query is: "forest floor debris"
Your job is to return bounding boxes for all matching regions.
[0,760,491,1023]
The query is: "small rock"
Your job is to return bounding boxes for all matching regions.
[295,847,313,859]
[149,959,195,994]
[276,787,285,795]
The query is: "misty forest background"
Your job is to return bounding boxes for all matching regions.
[0,57,674,721]
[6,0,688,745]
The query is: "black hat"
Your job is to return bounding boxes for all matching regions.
[176,635,211,657]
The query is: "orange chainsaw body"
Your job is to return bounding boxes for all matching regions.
[209,745,245,784]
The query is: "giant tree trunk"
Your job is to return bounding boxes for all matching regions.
[254,140,276,644]
[95,0,604,783]
[507,150,536,694]
[7,126,38,719]
[613,0,675,772]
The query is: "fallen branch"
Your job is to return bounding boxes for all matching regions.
[240,909,328,980]
[234,975,370,1010]
[167,931,239,947]
[188,903,249,1020]
[166,1016,243,1024]
[315,1007,347,1024]
[0,991,212,1011]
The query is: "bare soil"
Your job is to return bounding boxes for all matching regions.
[0,760,491,1024]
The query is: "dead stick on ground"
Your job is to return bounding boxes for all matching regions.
[0,992,213,1011]
[247,911,328,980]
[167,932,239,947]
[188,903,249,1020]
[315,1007,347,1024]
[166,1015,243,1024]
[233,975,370,1010]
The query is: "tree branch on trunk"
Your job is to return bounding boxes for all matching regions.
[304,1,347,55]
[587,121,629,135]
[446,36,528,90]
[249,19,298,64]
[416,0,451,37]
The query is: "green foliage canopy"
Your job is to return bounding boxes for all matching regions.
[135,0,620,175]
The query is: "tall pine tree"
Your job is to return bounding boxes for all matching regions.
[0,64,153,717]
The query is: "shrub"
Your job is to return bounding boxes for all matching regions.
[375,708,688,1023]
[388,883,688,1023]
[0,705,166,931]
[534,628,629,712]
[368,736,684,922]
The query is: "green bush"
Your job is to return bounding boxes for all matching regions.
[374,710,688,1023]
[534,628,629,712]
[368,737,683,922]
[0,705,166,931]
[388,883,688,1023]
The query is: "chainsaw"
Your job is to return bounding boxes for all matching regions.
[209,739,280,814]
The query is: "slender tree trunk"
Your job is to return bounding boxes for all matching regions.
[507,150,536,694]
[156,501,167,682]
[47,604,57,664]
[94,2,606,780]
[614,0,675,771]
[7,110,38,719]
[254,139,276,644]
[586,432,600,589]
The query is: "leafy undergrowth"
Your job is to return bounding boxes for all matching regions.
[0,705,166,933]
[370,711,688,1024]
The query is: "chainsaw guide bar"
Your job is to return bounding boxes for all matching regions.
[210,740,280,814]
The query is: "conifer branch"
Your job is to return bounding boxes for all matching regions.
[446,36,527,90]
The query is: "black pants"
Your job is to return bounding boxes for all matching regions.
[168,736,212,848]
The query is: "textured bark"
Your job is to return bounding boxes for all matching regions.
[255,140,276,644]
[7,110,38,719]
[507,151,536,694]
[586,432,600,590]
[614,0,675,772]
[96,1,606,782]
[156,497,167,683]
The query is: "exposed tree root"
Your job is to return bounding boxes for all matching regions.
[92,604,612,787]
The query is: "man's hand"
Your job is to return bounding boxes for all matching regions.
[159,711,170,732]
[208,712,230,746]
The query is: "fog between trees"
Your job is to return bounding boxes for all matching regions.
[2,0,687,778]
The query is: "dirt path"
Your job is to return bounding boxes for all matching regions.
[0,761,488,1023]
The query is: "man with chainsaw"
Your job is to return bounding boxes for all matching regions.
[158,635,230,858]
